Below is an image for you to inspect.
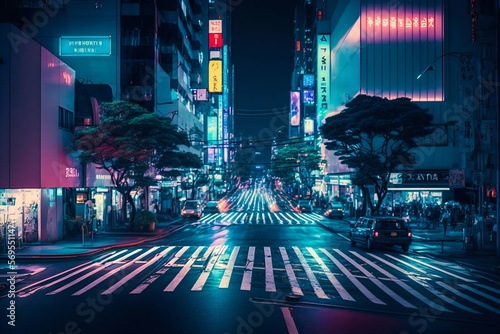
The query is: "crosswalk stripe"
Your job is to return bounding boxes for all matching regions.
[279,247,303,296]
[366,253,478,313]
[400,254,476,283]
[322,249,384,305]
[21,244,499,315]
[130,246,189,294]
[334,249,416,308]
[72,248,157,296]
[293,246,328,299]
[241,246,255,291]
[192,245,227,291]
[307,247,354,301]
[46,249,140,296]
[102,246,174,295]
[219,246,240,288]
[264,247,276,292]
[351,251,451,312]
[458,284,500,304]
[164,246,205,292]
[436,281,500,314]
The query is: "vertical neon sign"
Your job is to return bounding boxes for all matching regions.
[316,35,330,123]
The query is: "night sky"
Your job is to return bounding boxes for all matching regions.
[231,0,297,146]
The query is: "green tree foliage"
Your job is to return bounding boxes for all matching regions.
[73,101,202,229]
[319,94,434,214]
[271,141,322,196]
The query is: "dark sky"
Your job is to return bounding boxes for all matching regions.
[231,0,297,142]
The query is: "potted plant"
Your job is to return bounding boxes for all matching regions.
[134,210,157,231]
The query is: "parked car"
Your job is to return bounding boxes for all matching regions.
[203,201,220,213]
[297,200,314,213]
[324,202,344,219]
[181,200,203,219]
[349,216,412,251]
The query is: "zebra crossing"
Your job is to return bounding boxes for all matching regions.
[198,211,326,225]
[16,245,500,315]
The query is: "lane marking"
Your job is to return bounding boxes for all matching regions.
[241,246,255,291]
[280,247,303,296]
[192,245,227,291]
[293,246,328,299]
[307,247,354,301]
[219,246,240,288]
[164,246,205,292]
[102,246,175,295]
[351,251,450,312]
[320,248,385,305]
[264,247,276,292]
[72,248,157,296]
[281,307,299,334]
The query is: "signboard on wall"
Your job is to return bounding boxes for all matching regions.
[60,36,111,56]
[360,0,443,101]
[290,91,300,127]
[316,35,330,122]
[208,60,222,93]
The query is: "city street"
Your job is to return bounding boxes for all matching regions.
[1,188,499,333]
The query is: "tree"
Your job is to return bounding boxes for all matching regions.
[319,94,434,215]
[73,101,202,230]
[270,141,322,197]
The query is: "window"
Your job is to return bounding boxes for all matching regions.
[59,107,74,132]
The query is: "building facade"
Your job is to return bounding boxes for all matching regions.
[292,0,498,213]
[0,0,235,241]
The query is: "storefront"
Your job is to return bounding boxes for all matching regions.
[387,170,454,208]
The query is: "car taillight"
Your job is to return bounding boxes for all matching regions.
[374,231,379,237]
[408,232,412,238]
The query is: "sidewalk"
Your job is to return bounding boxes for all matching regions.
[0,216,184,261]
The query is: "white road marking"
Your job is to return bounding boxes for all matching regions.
[279,247,303,296]
[219,246,240,288]
[281,307,299,334]
[307,247,354,301]
[333,249,415,308]
[103,246,174,295]
[192,245,227,291]
[264,247,276,292]
[241,246,255,291]
[320,249,385,305]
[351,251,450,312]
[293,246,328,299]
[164,246,205,292]
[436,281,500,314]
[72,248,157,296]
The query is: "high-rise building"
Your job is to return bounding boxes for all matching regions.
[293,0,498,212]
[0,0,234,241]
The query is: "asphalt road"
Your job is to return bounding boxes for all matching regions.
[1,187,499,334]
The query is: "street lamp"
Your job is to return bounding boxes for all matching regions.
[416,52,462,80]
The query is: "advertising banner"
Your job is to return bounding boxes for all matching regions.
[290,91,300,127]
[209,60,222,93]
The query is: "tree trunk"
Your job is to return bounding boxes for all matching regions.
[125,191,136,230]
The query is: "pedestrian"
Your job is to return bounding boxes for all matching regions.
[441,210,450,235]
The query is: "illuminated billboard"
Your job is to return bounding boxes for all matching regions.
[209,20,222,33]
[290,91,300,127]
[303,90,314,104]
[316,35,330,122]
[60,36,111,56]
[303,74,314,88]
[209,33,223,48]
[360,0,443,101]
[208,60,222,93]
